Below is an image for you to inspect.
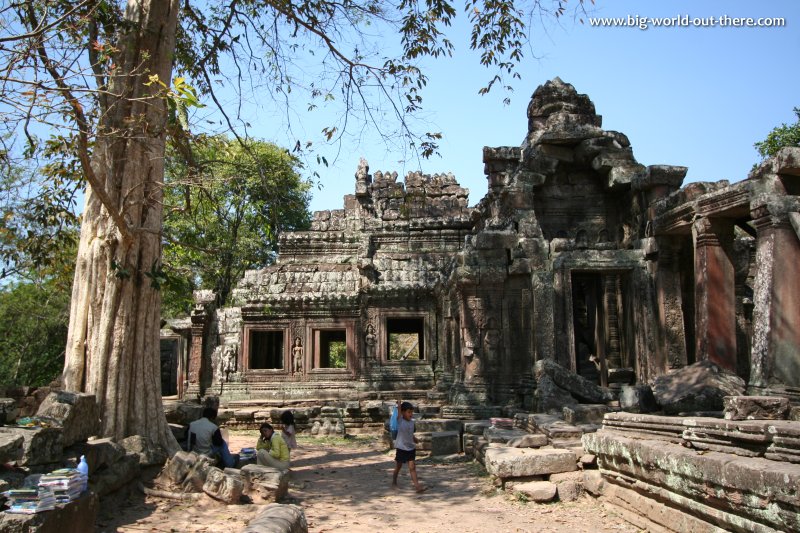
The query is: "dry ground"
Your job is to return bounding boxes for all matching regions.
[97,431,641,533]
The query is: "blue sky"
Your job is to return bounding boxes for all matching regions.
[243,0,800,213]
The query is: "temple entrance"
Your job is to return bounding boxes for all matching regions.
[571,272,632,387]
[160,338,179,396]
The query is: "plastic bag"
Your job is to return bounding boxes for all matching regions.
[389,406,399,440]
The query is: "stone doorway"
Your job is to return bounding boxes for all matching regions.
[160,338,179,396]
[571,272,631,388]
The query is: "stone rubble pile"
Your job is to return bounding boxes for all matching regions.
[155,450,289,505]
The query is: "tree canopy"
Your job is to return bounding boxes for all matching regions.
[162,136,311,316]
[755,107,800,160]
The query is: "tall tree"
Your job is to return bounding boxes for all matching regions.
[755,107,800,160]
[1,0,587,452]
[163,136,311,316]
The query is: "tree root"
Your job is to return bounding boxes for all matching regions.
[138,482,203,501]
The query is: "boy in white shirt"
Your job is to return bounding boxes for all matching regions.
[391,400,427,493]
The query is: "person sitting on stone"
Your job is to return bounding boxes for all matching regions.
[256,422,290,471]
[188,407,237,468]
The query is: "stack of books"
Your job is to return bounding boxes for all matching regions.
[239,447,257,461]
[2,488,56,514]
[37,468,85,504]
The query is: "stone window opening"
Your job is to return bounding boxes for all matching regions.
[316,330,347,369]
[386,318,425,361]
[249,330,284,370]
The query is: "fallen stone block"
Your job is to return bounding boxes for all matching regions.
[164,401,205,426]
[484,448,577,479]
[64,437,126,475]
[507,434,548,448]
[120,435,168,466]
[652,360,745,415]
[579,453,596,467]
[414,418,462,433]
[463,421,491,435]
[619,384,658,414]
[563,404,610,425]
[243,503,308,533]
[556,479,583,501]
[36,391,99,447]
[513,480,557,502]
[723,396,790,421]
[430,431,461,456]
[241,464,289,502]
[0,398,19,425]
[535,359,613,404]
[203,466,244,503]
[0,426,63,466]
[484,427,528,444]
[534,374,578,413]
[0,433,23,464]
[582,470,604,495]
[90,452,140,497]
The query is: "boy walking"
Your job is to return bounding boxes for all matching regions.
[391,400,427,492]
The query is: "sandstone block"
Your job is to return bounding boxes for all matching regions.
[36,391,100,447]
[582,470,605,495]
[0,433,23,464]
[619,384,658,414]
[463,421,492,435]
[556,480,583,501]
[0,398,19,425]
[69,437,126,475]
[0,426,63,466]
[484,448,577,479]
[484,427,528,444]
[534,359,612,404]
[243,503,308,533]
[514,480,557,502]
[90,452,140,497]
[652,360,745,414]
[723,395,790,420]
[507,434,548,448]
[203,466,244,504]
[163,401,204,425]
[241,464,289,502]
[120,435,168,466]
[430,431,461,456]
[562,404,610,425]
[414,418,462,433]
[534,375,578,413]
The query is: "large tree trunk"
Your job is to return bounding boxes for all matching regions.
[64,0,181,453]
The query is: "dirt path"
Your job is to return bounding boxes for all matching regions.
[98,431,640,533]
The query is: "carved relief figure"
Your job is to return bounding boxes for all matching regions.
[364,324,377,361]
[292,337,304,375]
[215,344,238,383]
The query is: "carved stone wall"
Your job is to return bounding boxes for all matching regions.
[170,79,800,410]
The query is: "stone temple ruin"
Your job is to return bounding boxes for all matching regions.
[154,78,800,531]
[164,77,800,410]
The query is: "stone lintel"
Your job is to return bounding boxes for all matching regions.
[775,146,800,177]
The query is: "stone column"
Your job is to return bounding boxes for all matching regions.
[750,207,800,389]
[187,312,207,394]
[187,290,216,396]
[654,238,688,371]
[692,217,737,371]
